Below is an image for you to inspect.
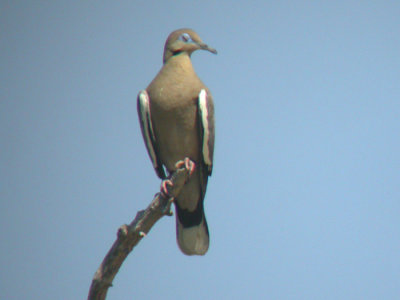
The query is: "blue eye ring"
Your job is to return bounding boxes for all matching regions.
[179,33,192,43]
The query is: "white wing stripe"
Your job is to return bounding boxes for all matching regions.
[139,91,158,169]
[199,89,212,166]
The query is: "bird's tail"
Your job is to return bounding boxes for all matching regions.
[175,202,209,255]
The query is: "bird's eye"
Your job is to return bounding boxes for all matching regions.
[179,33,192,42]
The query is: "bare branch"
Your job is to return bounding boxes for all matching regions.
[87,166,190,300]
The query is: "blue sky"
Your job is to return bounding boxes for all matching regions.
[1,1,399,299]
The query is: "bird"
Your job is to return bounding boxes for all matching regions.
[137,28,217,255]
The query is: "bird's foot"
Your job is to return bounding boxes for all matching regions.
[160,179,174,198]
[160,180,174,215]
[175,157,196,177]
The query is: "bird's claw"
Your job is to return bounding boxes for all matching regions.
[160,179,174,198]
[175,158,196,177]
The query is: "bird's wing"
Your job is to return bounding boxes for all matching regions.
[137,90,166,179]
[197,89,215,176]
[173,89,214,255]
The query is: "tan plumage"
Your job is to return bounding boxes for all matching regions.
[137,29,216,255]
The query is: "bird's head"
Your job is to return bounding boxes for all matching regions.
[163,28,217,63]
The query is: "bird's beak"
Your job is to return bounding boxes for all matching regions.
[198,43,217,54]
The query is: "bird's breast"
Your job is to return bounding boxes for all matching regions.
[146,56,206,171]
[149,89,201,172]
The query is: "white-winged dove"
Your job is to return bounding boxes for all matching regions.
[137,29,216,255]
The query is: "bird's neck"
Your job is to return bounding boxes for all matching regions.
[164,53,195,75]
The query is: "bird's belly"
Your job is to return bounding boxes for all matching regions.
[153,109,200,172]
